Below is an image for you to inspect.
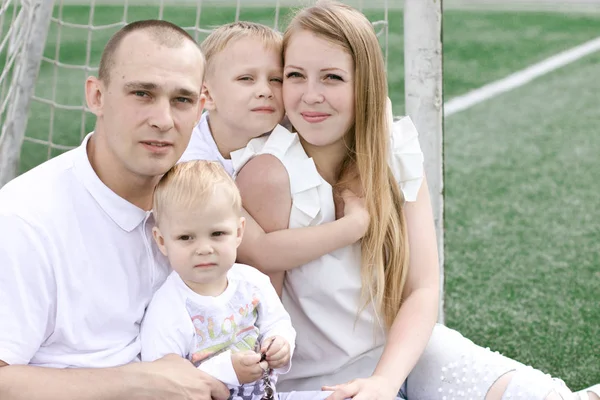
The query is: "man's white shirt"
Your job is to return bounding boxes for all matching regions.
[0,133,170,368]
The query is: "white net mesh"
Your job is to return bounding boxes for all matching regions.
[0,0,391,178]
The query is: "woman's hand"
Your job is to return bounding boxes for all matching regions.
[323,375,399,400]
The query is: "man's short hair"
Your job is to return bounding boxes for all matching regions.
[153,160,242,225]
[201,21,282,77]
[98,20,200,84]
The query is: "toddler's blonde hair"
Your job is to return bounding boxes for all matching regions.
[153,160,242,225]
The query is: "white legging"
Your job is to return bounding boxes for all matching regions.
[277,324,573,400]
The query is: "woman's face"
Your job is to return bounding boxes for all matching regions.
[283,30,355,148]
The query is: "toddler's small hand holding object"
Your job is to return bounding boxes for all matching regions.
[232,350,268,384]
[260,336,291,370]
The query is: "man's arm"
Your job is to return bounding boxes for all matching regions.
[0,355,230,400]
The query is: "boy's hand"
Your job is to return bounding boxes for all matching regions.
[260,336,291,369]
[231,351,268,384]
[340,189,370,239]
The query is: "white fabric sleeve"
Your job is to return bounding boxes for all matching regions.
[253,272,297,375]
[0,214,55,365]
[386,98,425,202]
[197,350,240,387]
[140,280,193,362]
[178,124,214,164]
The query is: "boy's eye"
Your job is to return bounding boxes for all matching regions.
[134,91,149,97]
[271,77,283,84]
[285,71,303,79]
[178,235,192,241]
[211,231,227,237]
[238,76,253,81]
[175,97,192,104]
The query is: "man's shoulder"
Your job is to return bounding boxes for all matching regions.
[0,149,78,223]
[148,271,185,308]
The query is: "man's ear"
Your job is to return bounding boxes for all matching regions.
[196,92,206,123]
[85,76,105,117]
[235,216,246,248]
[152,226,168,256]
[202,82,216,111]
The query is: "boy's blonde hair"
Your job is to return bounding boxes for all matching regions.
[153,161,242,225]
[284,1,409,330]
[201,21,283,76]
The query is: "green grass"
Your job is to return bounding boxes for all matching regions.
[6,4,600,391]
[444,51,600,390]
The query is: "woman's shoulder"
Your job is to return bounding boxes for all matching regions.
[231,124,303,178]
[387,113,425,203]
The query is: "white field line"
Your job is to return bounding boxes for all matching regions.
[444,35,600,117]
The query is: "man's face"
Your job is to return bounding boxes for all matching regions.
[89,31,205,180]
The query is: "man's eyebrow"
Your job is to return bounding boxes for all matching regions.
[123,81,157,91]
[176,88,199,99]
[124,82,199,99]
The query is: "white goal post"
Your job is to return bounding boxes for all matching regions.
[0,0,444,321]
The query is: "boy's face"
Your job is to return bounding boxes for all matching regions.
[152,193,245,296]
[204,37,284,143]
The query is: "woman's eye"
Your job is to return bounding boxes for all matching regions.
[285,72,303,79]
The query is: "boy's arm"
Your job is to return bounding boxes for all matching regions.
[236,155,369,273]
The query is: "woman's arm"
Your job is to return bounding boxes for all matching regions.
[236,155,369,274]
[373,175,440,390]
[325,176,440,400]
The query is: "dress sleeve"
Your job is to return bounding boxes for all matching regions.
[386,98,425,202]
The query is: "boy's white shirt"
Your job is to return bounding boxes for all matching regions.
[179,112,234,176]
[141,263,296,388]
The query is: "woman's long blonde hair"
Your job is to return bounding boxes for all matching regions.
[283,1,410,330]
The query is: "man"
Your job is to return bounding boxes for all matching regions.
[0,20,229,400]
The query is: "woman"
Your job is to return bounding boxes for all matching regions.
[232,2,598,399]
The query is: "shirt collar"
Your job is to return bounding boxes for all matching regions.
[72,133,148,232]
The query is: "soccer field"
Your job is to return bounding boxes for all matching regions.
[5,4,600,390]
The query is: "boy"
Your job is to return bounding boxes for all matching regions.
[140,160,296,400]
[179,21,284,175]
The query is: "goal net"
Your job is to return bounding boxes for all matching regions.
[0,0,444,321]
[0,0,391,185]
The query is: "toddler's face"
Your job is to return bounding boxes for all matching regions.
[153,193,244,295]
[205,36,284,143]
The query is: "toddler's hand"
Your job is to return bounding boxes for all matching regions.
[231,350,268,384]
[260,336,291,370]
